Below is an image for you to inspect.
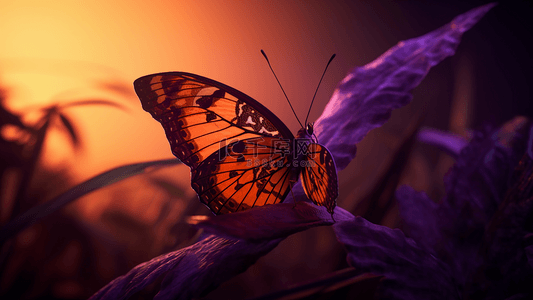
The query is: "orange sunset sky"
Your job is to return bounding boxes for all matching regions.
[2,0,358,178]
[1,0,531,211]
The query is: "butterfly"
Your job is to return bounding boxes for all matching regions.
[134,58,338,216]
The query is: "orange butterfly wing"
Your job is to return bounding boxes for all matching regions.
[300,143,338,214]
[134,72,296,214]
[192,137,293,214]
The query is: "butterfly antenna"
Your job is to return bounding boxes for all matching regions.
[261,49,304,129]
[304,53,336,126]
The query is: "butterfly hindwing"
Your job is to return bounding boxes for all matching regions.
[300,143,338,214]
[134,72,294,170]
[192,136,293,214]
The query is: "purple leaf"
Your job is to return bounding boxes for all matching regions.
[395,186,441,255]
[91,203,355,300]
[338,118,533,299]
[400,118,530,237]
[416,127,469,158]
[90,234,282,300]
[314,3,496,170]
[396,117,533,297]
[334,217,457,300]
[465,143,533,299]
[442,118,528,282]
[188,202,354,241]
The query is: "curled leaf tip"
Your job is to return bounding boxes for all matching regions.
[314,2,495,171]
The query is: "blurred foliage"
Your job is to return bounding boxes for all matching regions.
[0,75,199,299]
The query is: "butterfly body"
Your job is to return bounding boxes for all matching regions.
[134,72,338,216]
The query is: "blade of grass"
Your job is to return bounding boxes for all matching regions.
[59,99,128,111]
[58,112,81,149]
[0,111,52,278]
[0,158,180,244]
[11,111,52,217]
[95,81,137,98]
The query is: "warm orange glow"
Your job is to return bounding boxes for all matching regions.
[0,1,367,238]
[0,0,358,181]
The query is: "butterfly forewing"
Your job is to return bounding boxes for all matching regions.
[134,72,296,214]
[300,143,338,214]
[134,72,294,170]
